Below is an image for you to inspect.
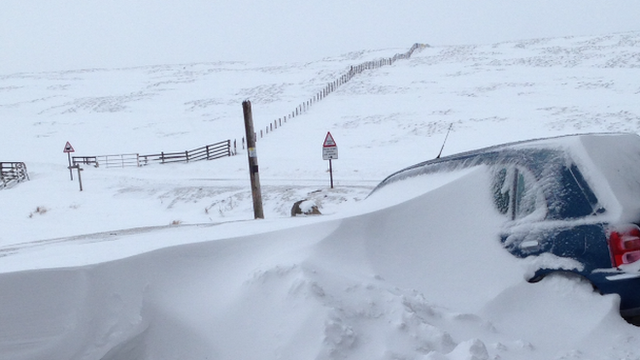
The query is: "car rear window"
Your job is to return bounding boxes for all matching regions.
[546,164,599,219]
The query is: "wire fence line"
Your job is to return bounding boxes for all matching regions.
[69,43,427,170]
[237,43,429,149]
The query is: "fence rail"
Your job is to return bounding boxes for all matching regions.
[1,162,29,188]
[72,140,233,168]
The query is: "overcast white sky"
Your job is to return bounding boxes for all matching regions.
[2,0,639,73]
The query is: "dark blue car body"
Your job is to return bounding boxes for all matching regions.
[371,133,640,317]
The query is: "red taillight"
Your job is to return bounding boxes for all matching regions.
[608,225,640,267]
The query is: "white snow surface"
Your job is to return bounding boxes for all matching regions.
[3,0,639,73]
[2,32,640,359]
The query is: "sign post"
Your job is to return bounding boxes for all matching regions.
[63,141,75,180]
[322,132,338,189]
[68,164,84,191]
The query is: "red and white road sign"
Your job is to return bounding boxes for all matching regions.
[63,141,75,153]
[323,132,337,147]
[322,132,338,160]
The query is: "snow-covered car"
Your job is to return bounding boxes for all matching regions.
[370,132,640,319]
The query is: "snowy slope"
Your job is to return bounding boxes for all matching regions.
[2,33,640,359]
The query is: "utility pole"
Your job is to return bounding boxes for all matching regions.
[242,100,264,219]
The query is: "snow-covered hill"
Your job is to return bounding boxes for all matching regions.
[2,32,640,359]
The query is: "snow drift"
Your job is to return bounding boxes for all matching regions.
[3,32,640,360]
[1,165,636,360]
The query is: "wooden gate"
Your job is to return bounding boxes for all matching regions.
[0,162,29,189]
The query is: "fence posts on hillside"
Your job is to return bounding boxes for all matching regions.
[237,43,429,148]
[67,43,429,169]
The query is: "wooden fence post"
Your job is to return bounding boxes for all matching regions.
[242,100,264,219]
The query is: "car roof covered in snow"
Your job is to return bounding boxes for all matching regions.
[371,132,640,223]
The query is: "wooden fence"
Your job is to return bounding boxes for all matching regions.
[140,140,232,165]
[1,162,29,188]
[73,154,140,168]
[238,43,429,147]
[73,140,233,168]
[70,43,428,168]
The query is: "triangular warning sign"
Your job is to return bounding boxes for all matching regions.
[63,141,75,153]
[323,132,337,147]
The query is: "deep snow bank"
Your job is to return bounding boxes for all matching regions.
[2,166,638,360]
[0,222,336,360]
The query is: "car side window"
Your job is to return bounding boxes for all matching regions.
[515,171,537,218]
[493,166,539,220]
[493,168,510,215]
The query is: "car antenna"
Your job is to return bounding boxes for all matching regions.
[436,123,453,159]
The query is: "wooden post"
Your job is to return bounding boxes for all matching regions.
[77,165,83,191]
[242,100,264,219]
[67,152,73,180]
[68,165,83,191]
[329,159,334,189]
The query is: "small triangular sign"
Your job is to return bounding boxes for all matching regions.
[63,141,75,153]
[323,132,337,147]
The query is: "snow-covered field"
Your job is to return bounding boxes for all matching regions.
[2,32,640,359]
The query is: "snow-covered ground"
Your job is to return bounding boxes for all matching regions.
[2,32,640,359]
